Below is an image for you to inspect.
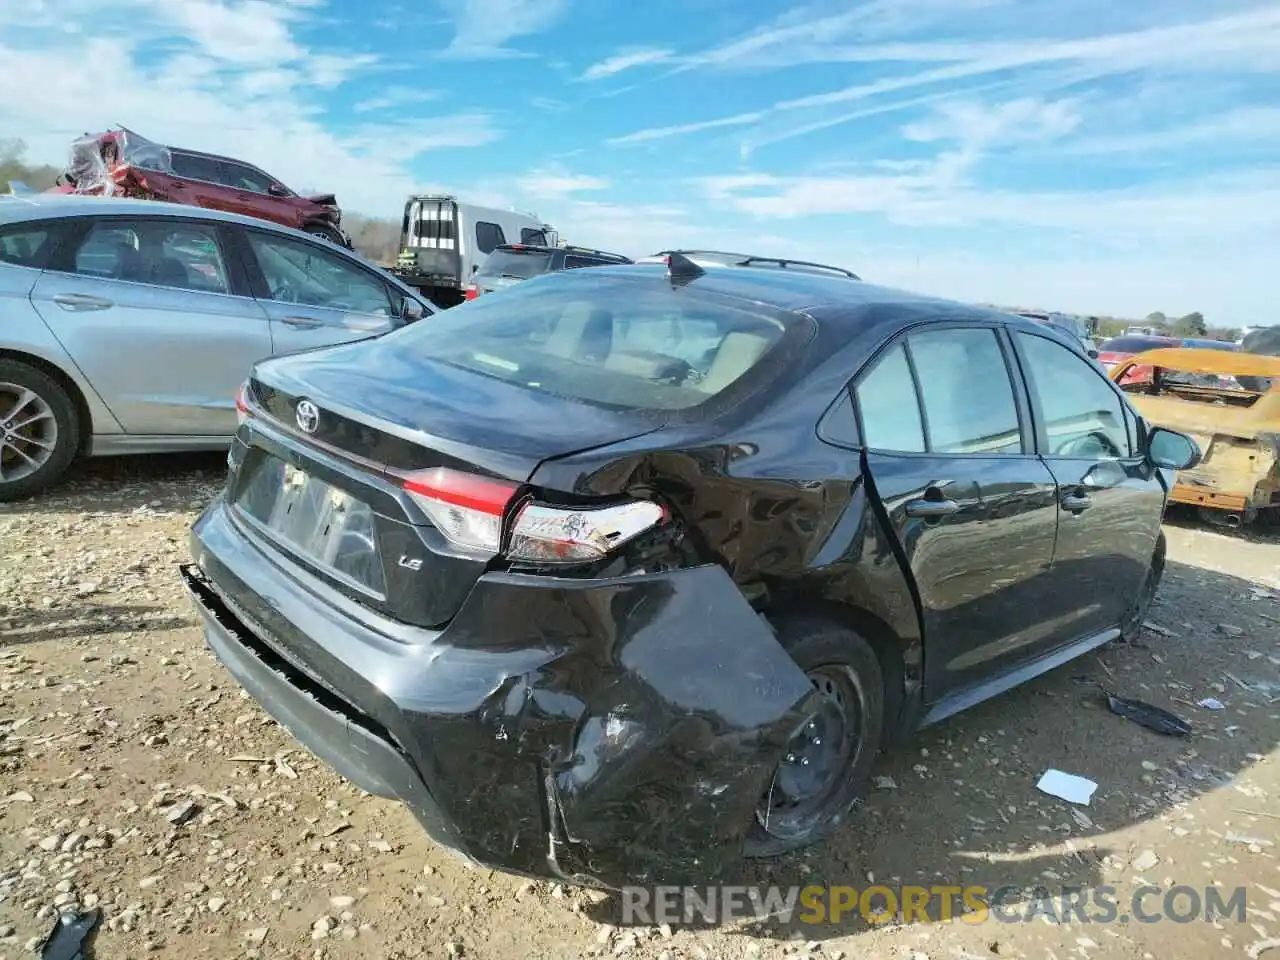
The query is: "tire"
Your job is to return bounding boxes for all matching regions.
[743,618,885,858]
[303,224,346,247]
[0,360,81,502]
[1120,531,1166,641]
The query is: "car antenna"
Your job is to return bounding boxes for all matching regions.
[667,251,705,287]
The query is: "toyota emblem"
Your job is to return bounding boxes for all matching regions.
[295,399,320,434]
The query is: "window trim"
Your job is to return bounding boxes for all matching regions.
[1009,327,1141,461]
[851,319,1035,459]
[238,225,398,317]
[44,214,245,299]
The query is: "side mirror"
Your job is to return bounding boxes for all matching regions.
[400,297,425,323]
[1147,426,1201,471]
[268,183,289,197]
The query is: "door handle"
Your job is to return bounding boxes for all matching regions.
[52,293,114,311]
[280,315,324,329]
[905,497,960,519]
[1061,492,1093,513]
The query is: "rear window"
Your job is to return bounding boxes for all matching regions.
[1100,335,1176,354]
[385,275,796,413]
[477,249,553,280]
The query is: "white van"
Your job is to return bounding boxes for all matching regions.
[392,195,559,307]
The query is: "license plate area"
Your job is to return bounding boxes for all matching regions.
[234,454,388,598]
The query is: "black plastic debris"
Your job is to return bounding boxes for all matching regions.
[40,908,100,960]
[1106,695,1192,737]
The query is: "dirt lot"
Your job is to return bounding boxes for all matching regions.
[1,453,1277,960]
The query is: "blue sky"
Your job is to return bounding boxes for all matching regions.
[3,0,1280,323]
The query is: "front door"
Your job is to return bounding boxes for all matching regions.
[238,229,398,355]
[855,324,1062,704]
[29,217,272,436]
[215,161,299,229]
[1011,330,1166,641]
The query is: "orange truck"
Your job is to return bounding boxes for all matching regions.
[1111,347,1280,527]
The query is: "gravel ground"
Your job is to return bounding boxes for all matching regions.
[1,452,1278,960]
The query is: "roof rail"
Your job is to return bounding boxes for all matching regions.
[652,250,860,280]
[737,256,860,280]
[562,245,631,261]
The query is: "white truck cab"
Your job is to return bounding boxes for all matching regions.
[393,195,558,307]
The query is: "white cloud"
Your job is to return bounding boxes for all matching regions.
[578,48,673,81]
[161,0,304,64]
[353,86,445,113]
[516,169,612,199]
[607,111,766,145]
[437,0,568,59]
[1057,105,1280,155]
[607,6,1280,147]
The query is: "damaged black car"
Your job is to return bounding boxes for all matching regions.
[182,255,1201,888]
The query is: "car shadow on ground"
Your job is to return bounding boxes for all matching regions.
[589,558,1278,945]
[0,603,194,647]
[5,451,228,516]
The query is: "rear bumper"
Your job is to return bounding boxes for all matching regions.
[183,498,816,887]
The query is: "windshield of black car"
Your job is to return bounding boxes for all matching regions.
[1101,335,1175,353]
[384,274,794,413]
[477,249,553,280]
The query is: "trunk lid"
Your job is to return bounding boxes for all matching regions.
[230,338,660,628]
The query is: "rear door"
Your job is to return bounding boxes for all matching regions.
[29,215,271,435]
[1011,330,1165,640]
[166,151,242,214]
[237,227,399,355]
[854,323,1062,704]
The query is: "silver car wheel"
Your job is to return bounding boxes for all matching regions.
[0,382,59,483]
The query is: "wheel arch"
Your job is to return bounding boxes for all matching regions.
[763,599,911,744]
[0,348,95,456]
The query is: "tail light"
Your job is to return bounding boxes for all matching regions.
[401,467,665,562]
[403,468,515,554]
[463,284,478,301]
[234,380,251,426]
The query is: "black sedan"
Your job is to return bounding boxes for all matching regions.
[182,255,1200,888]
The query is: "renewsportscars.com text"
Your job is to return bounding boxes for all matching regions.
[621,884,1248,926]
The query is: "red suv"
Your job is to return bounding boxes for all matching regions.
[51,128,350,247]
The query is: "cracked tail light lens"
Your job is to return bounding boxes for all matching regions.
[402,468,665,563]
[508,500,665,563]
[235,381,251,426]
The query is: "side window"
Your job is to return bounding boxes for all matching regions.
[247,232,392,316]
[907,328,1023,454]
[521,228,547,245]
[218,162,274,193]
[1017,332,1132,458]
[563,255,602,270]
[0,225,52,268]
[475,221,505,255]
[69,220,231,293]
[169,152,222,183]
[818,390,860,447]
[854,343,925,452]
